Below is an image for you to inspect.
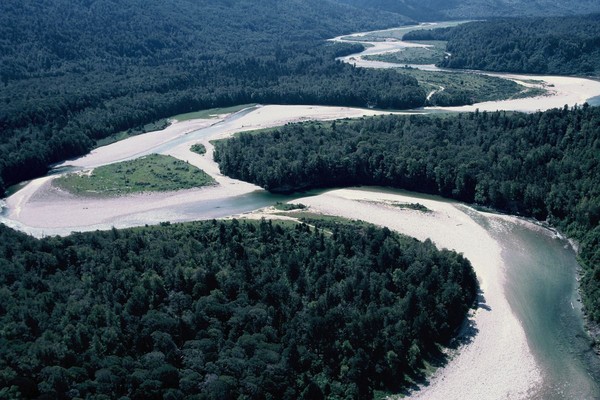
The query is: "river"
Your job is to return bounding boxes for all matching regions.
[2,23,600,400]
[472,212,600,399]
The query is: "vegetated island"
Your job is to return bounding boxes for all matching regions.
[398,68,544,107]
[53,154,215,196]
[214,105,600,324]
[190,143,207,156]
[0,219,477,399]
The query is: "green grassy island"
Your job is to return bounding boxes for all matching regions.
[54,154,215,196]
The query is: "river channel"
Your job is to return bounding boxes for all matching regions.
[472,212,600,399]
[2,23,600,400]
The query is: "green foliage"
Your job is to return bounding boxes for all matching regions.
[398,68,535,106]
[390,202,431,212]
[0,0,423,194]
[214,105,600,320]
[0,219,477,398]
[53,154,215,196]
[405,15,600,75]
[190,144,207,156]
[273,202,307,211]
[336,0,600,19]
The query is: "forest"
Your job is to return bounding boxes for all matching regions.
[404,14,600,75]
[336,0,600,19]
[0,0,426,194]
[0,219,477,399]
[214,105,600,321]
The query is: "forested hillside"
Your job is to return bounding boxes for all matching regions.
[336,0,600,19]
[0,220,477,399]
[214,105,600,321]
[0,0,424,194]
[404,14,600,75]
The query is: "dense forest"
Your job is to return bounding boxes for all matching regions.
[336,0,600,19]
[0,0,427,194]
[214,105,600,321]
[0,219,477,399]
[404,14,600,75]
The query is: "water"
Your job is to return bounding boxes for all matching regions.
[157,189,322,224]
[0,188,322,238]
[587,95,600,107]
[480,216,600,399]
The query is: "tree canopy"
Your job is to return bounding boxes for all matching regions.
[0,219,477,399]
[0,0,424,194]
[337,0,600,19]
[214,105,600,321]
[404,14,600,75]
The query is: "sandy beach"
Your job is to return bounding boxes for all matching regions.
[283,188,543,399]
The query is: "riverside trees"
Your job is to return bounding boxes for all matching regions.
[0,219,477,399]
[404,14,600,75]
[214,105,600,321]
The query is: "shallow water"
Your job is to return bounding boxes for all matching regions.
[587,95,600,106]
[473,214,600,399]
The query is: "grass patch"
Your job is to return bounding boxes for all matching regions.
[282,211,373,230]
[389,201,431,212]
[510,87,547,99]
[365,41,447,65]
[190,143,207,155]
[273,202,307,211]
[171,104,256,122]
[397,68,545,104]
[54,154,215,196]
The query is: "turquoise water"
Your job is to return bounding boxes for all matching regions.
[481,216,600,399]
[587,95,600,107]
